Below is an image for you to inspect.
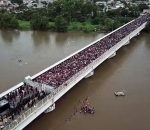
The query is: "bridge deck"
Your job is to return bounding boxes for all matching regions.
[0,13,150,130]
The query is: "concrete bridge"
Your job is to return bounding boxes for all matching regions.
[1,13,150,130]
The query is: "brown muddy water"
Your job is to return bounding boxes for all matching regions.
[0,30,150,130]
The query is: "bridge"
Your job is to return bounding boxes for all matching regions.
[0,12,150,130]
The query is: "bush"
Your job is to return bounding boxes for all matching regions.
[55,16,68,32]
[18,20,31,30]
[82,23,96,33]
[48,22,55,31]
[68,22,83,31]
[31,13,49,30]
[0,12,19,29]
[91,17,100,25]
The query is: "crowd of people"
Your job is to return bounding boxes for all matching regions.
[0,13,149,129]
[34,13,150,89]
[0,85,47,129]
[80,97,95,114]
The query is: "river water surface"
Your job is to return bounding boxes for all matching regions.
[0,30,150,130]
[0,31,104,92]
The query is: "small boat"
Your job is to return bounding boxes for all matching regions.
[114,91,125,96]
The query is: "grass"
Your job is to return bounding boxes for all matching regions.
[48,22,55,30]
[68,22,98,33]
[17,17,129,33]
[18,20,31,30]
[68,22,83,31]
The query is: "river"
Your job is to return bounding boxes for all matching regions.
[0,30,150,130]
[0,31,104,92]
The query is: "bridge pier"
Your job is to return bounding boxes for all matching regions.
[85,70,94,78]
[1,15,148,130]
[137,32,140,36]
[44,103,55,113]
[124,40,130,46]
[109,52,116,59]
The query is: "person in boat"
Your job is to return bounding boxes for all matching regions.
[81,105,95,114]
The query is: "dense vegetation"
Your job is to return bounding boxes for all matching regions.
[0,11,19,29]
[0,0,149,32]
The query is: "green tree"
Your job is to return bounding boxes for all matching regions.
[104,18,115,31]
[11,0,23,5]
[55,16,68,32]
[31,13,49,30]
[120,8,129,17]
[0,12,19,29]
[128,5,140,17]
[91,17,100,25]
[138,3,149,12]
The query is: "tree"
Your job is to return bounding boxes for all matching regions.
[128,5,140,17]
[104,18,115,31]
[0,12,19,29]
[120,8,129,17]
[55,16,68,32]
[138,3,149,12]
[11,0,23,5]
[31,13,49,30]
[91,17,100,25]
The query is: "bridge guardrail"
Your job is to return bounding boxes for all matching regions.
[3,21,147,130]
[54,32,130,96]
[54,50,105,95]
[3,94,53,130]
[2,35,128,130]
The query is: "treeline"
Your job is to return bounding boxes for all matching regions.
[0,11,19,29]
[0,0,148,32]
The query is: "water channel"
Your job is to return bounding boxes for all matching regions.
[0,30,150,130]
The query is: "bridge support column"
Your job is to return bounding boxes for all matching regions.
[124,40,130,46]
[109,52,116,59]
[137,32,140,36]
[85,70,94,78]
[44,103,55,113]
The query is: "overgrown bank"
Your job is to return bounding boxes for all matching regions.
[0,0,149,32]
[17,16,133,33]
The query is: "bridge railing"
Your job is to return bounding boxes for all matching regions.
[54,20,148,96]
[54,31,131,96]
[2,64,94,130]
[54,47,107,95]
[2,48,119,130]
[3,94,54,130]
[3,20,147,130]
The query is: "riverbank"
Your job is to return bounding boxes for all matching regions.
[18,21,101,32]
[18,17,133,33]
[1,0,148,33]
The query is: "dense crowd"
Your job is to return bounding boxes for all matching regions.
[0,13,149,129]
[34,13,150,88]
[0,85,47,129]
